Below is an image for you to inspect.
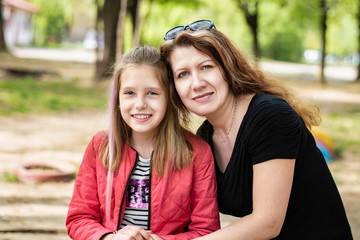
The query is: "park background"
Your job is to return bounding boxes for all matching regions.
[0,0,360,239]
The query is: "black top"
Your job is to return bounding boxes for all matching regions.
[197,94,353,239]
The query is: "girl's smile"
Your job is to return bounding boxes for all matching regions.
[119,64,167,138]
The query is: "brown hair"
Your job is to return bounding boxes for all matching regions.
[101,46,192,176]
[160,29,321,129]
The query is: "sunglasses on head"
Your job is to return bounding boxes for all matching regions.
[163,20,216,41]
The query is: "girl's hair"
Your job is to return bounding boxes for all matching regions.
[160,29,321,129]
[101,46,192,176]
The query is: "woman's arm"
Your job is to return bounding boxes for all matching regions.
[194,158,295,240]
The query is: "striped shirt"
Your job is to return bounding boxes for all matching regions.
[120,156,151,230]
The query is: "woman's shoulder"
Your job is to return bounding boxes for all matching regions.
[249,93,296,117]
[252,93,290,108]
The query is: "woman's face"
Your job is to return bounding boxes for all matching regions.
[169,45,230,118]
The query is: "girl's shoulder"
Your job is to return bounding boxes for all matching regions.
[93,130,107,142]
[184,130,211,153]
[89,131,108,151]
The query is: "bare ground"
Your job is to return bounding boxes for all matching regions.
[0,65,359,239]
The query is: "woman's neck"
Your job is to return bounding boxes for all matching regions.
[209,94,254,144]
[208,95,237,141]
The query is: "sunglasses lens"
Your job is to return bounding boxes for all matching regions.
[163,20,216,40]
[164,26,184,40]
[189,20,214,31]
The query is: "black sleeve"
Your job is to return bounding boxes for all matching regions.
[247,97,302,165]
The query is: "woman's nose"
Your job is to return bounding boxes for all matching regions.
[191,73,206,90]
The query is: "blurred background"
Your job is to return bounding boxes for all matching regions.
[0,0,359,239]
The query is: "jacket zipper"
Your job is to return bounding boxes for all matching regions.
[116,153,139,231]
[147,156,152,230]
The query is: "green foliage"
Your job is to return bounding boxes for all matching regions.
[321,110,360,155]
[0,77,108,115]
[327,1,357,56]
[262,31,304,62]
[138,0,252,53]
[3,170,19,182]
[21,0,360,62]
[259,1,305,62]
[28,0,74,46]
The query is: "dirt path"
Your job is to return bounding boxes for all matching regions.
[0,82,359,239]
[0,110,107,240]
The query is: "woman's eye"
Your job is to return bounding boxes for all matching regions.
[178,71,188,78]
[202,65,212,70]
[124,91,134,95]
[148,91,158,95]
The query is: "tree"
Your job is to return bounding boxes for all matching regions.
[95,0,121,81]
[235,0,260,59]
[128,0,142,48]
[0,0,7,52]
[319,0,328,84]
[116,0,128,61]
[357,0,360,81]
[94,0,104,65]
[289,0,338,84]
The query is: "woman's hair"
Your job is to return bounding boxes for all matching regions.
[160,29,321,129]
[101,45,192,176]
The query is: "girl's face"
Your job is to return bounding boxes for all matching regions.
[119,64,167,138]
[169,45,231,118]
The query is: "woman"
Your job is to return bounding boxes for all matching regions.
[160,20,353,239]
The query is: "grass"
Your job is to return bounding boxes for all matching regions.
[3,170,19,182]
[0,77,109,115]
[320,109,360,157]
[0,76,359,158]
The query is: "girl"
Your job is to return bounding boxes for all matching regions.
[160,20,353,239]
[66,46,220,240]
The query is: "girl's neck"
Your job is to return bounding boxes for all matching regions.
[129,132,155,159]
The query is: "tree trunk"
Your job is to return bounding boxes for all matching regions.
[128,0,142,47]
[237,0,260,59]
[0,0,8,52]
[357,0,360,81]
[94,0,103,73]
[116,0,128,61]
[95,0,120,81]
[319,0,327,85]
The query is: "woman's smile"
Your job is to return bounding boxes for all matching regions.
[170,45,230,117]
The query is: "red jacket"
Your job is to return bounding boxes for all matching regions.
[66,131,220,240]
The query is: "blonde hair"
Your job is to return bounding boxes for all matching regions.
[101,46,192,176]
[160,29,321,129]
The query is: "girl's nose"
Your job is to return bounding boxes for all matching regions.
[191,73,206,90]
[135,96,147,109]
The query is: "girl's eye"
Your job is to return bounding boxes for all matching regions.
[124,91,134,95]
